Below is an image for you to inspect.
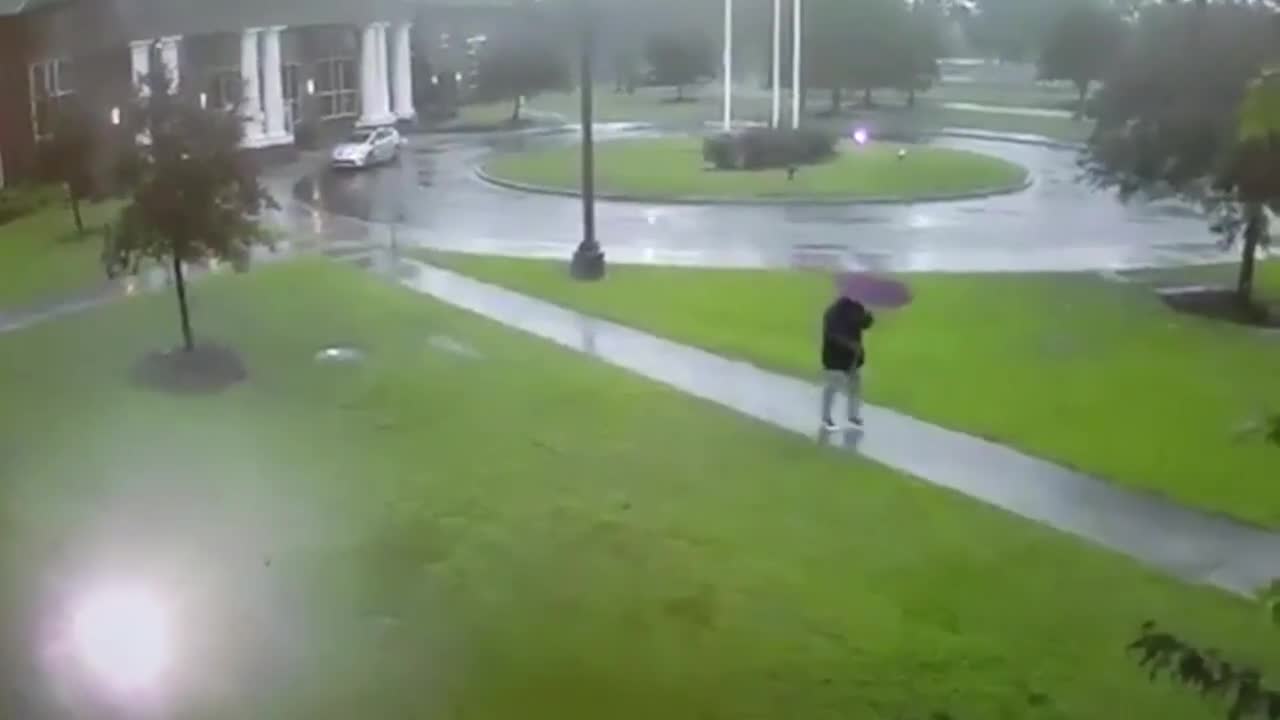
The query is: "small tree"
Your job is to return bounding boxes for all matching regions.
[104,63,273,352]
[37,98,97,234]
[1039,0,1129,117]
[1085,2,1277,308]
[474,39,569,122]
[644,30,713,101]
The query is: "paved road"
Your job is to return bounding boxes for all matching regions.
[271,127,1236,272]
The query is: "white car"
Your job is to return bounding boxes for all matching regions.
[331,126,401,169]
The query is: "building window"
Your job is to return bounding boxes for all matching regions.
[29,59,74,140]
[283,63,301,131]
[314,57,356,120]
[207,68,242,113]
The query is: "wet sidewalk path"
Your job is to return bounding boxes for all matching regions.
[397,258,1280,598]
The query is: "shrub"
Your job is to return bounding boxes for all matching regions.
[702,127,837,171]
[0,185,64,226]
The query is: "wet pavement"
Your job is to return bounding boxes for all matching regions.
[395,257,1280,598]
[268,126,1237,273]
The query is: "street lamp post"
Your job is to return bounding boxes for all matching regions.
[770,0,782,128]
[791,0,802,129]
[722,0,734,131]
[570,4,605,280]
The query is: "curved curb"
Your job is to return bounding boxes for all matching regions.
[936,128,1085,151]
[474,163,1033,207]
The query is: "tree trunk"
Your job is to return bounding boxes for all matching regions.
[172,253,195,352]
[1075,80,1089,119]
[69,189,84,235]
[1236,201,1265,308]
[863,88,873,107]
[907,88,916,108]
[676,84,684,101]
[511,95,522,122]
[830,87,842,112]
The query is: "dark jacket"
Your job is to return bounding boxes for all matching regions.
[822,298,873,372]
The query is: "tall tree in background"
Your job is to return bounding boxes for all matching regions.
[854,0,917,106]
[901,0,946,107]
[804,0,860,112]
[1086,1,1277,308]
[969,0,1058,62]
[37,98,97,235]
[645,29,714,101]
[474,38,570,121]
[103,63,274,352]
[1039,0,1130,117]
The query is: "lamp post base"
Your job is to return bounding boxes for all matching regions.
[570,243,606,281]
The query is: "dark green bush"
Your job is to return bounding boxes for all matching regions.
[702,127,837,170]
[0,185,63,226]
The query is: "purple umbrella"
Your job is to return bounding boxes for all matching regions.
[835,272,913,309]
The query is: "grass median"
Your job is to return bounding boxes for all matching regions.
[484,137,1028,202]
[0,200,119,310]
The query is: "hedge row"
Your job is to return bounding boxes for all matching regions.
[703,127,838,170]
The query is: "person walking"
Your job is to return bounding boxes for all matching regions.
[821,296,873,430]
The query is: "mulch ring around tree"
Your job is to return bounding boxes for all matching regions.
[131,343,249,394]
[1157,286,1280,330]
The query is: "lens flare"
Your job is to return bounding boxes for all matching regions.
[852,127,870,145]
[71,585,172,693]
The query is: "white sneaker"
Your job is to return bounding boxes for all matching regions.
[822,419,841,432]
[848,416,865,428]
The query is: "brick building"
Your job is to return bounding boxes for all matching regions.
[0,0,515,184]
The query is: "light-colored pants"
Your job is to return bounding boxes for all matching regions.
[821,369,863,423]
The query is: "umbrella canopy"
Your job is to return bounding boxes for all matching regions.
[835,272,913,309]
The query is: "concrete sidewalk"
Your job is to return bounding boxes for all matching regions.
[396,258,1280,599]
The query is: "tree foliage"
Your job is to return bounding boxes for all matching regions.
[104,60,273,351]
[1038,0,1130,115]
[644,29,714,100]
[474,37,570,121]
[968,0,1060,62]
[36,97,97,234]
[1130,622,1280,720]
[1085,2,1278,306]
[805,0,930,107]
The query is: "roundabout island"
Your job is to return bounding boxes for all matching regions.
[479,136,1031,204]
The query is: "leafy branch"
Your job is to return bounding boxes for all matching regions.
[1129,622,1280,720]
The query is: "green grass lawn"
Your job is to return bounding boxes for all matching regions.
[485,137,1028,201]
[425,254,1280,527]
[3,259,1279,718]
[1128,260,1280,303]
[433,98,549,131]
[0,201,119,310]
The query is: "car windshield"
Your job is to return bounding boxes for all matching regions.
[349,130,374,143]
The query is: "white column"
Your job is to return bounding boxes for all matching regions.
[358,22,395,126]
[391,22,415,120]
[770,0,782,128]
[261,26,290,142]
[240,28,266,146]
[375,23,392,120]
[791,0,802,129]
[359,23,379,125]
[159,36,181,94]
[722,0,733,131]
[129,40,152,96]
